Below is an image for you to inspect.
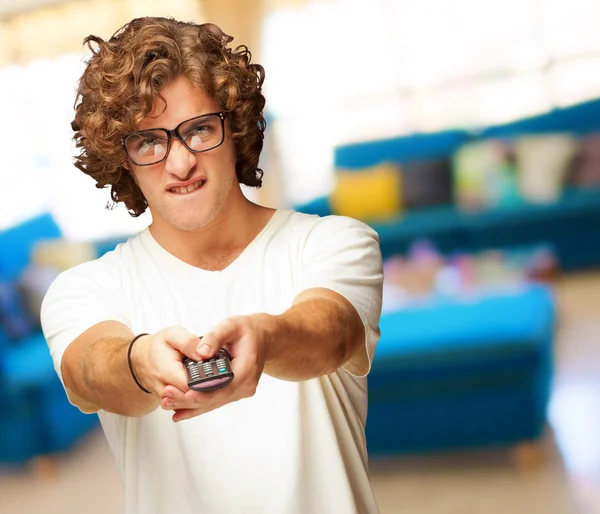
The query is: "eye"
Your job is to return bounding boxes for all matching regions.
[129,133,167,156]
[184,117,220,149]
[189,123,214,137]
[139,137,156,147]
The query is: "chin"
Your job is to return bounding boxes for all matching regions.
[161,207,221,232]
[168,216,213,232]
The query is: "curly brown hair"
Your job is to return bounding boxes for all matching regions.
[71,17,266,217]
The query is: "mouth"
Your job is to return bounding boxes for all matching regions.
[167,179,206,195]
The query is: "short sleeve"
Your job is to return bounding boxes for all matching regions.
[40,259,130,389]
[296,215,384,377]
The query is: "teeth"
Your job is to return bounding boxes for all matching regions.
[170,180,204,194]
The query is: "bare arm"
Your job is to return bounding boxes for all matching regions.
[61,321,156,416]
[61,321,200,417]
[261,288,366,381]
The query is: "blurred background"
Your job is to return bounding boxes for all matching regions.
[1,0,600,513]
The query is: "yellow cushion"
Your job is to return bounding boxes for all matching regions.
[32,240,97,271]
[331,162,403,222]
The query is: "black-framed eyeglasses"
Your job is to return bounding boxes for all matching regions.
[121,111,227,166]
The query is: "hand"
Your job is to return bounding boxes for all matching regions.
[129,326,202,400]
[160,314,271,422]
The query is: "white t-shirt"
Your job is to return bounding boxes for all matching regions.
[41,209,384,514]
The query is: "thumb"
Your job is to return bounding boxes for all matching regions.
[198,318,238,359]
[197,334,222,360]
[164,326,203,361]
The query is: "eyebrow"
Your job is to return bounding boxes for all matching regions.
[135,112,219,133]
[131,128,170,136]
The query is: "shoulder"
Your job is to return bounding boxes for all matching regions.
[283,210,380,245]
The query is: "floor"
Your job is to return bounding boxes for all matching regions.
[1,271,599,514]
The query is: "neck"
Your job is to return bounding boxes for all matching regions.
[148,189,276,270]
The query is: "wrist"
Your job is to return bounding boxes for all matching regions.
[128,333,152,394]
[252,313,279,366]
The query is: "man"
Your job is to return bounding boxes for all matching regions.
[41,16,383,514]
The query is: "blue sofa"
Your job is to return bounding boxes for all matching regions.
[297,97,600,270]
[0,213,119,465]
[367,284,555,456]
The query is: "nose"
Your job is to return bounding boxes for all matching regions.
[164,138,196,178]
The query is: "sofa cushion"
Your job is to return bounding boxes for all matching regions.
[569,133,600,187]
[400,158,454,209]
[32,239,96,271]
[331,162,403,223]
[452,139,520,211]
[514,134,578,203]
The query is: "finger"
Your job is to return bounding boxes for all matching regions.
[173,408,204,423]
[161,384,191,410]
[199,318,241,359]
[163,326,203,360]
[164,383,226,410]
[172,402,222,422]
[160,396,175,410]
[161,387,196,411]
[184,386,229,405]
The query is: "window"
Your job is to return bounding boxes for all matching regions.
[261,0,600,205]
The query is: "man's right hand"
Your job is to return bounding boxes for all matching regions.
[129,326,202,399]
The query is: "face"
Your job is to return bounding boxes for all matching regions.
[127,76,239,232]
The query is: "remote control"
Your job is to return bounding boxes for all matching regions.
[183,348,234,392]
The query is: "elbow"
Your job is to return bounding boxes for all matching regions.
[319,338,351,377]
[334,318,366,375]
[61,348,93,403]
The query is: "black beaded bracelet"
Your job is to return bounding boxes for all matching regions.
[127,333,151,394]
